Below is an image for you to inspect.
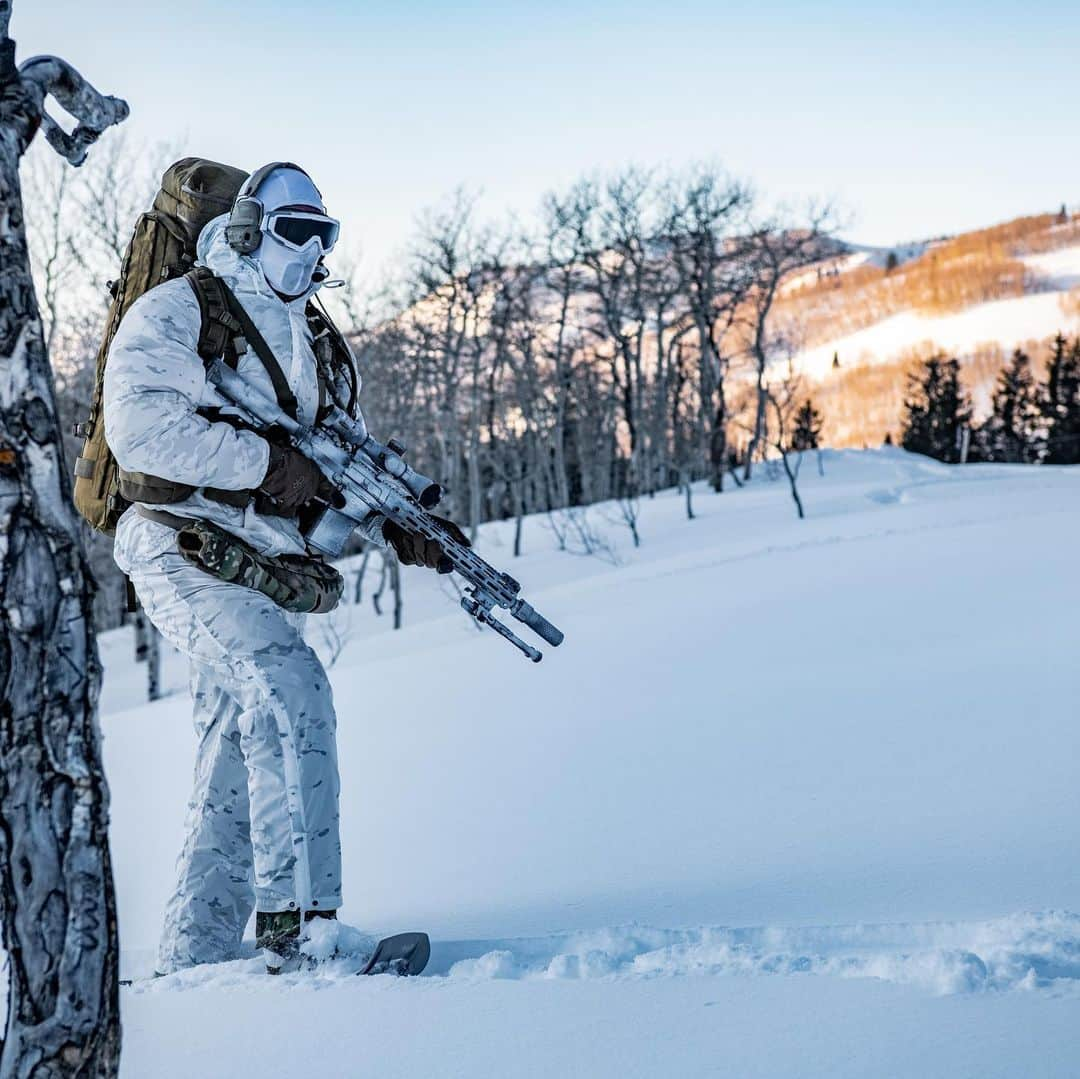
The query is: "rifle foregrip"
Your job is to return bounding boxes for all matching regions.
[513,601,564,647]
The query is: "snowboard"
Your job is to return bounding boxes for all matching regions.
[119,931,430,985]
[360,931,430,976]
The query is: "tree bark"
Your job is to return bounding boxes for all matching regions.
[0,9,127,1075]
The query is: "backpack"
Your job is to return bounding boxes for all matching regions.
[72,157,358,535]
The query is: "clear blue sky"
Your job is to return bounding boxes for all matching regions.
[15,0,1080,270]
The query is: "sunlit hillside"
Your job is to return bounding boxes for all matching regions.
[768,210,1080,446]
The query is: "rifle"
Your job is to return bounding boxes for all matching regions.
[205,360,565,662]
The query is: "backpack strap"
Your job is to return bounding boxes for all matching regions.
[185,267,299,420]
[186,267,239,365]
[307,294,359,417]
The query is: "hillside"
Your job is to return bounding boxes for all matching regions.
[775,212,1080,446]
[97,450,1080,1078]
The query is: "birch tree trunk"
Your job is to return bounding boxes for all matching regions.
[0,5,127,1075]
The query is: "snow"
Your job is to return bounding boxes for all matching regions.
[781,241,928,295]
[97,449,1080,1076]
[789,244,1080,380]
[1023,244,1080,290]
[792,290,1080,379]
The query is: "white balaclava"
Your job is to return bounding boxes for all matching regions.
[250,166,339,299]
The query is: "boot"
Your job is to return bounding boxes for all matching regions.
[256,909,337,973]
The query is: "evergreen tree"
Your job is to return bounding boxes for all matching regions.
[901,356,972,462]
[791,399,824,451]
[1043,334,1080,464]
[979,349,1041,463]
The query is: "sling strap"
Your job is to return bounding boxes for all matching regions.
[185,267,300,420]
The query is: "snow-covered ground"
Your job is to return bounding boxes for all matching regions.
[791,244,1080,379]
[782,242,929,295]
[101,450,1080,1077]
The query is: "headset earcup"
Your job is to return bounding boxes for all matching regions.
[226,198,263,254]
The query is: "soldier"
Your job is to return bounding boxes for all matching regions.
[104,163,453,973]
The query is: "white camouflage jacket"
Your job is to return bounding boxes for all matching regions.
[105,215,383,570]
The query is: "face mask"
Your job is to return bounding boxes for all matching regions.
[257,231,324,298]
[255,209,340,299]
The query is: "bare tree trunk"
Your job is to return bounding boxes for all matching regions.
[682,468,694,521]
[743,373,766,482]
[708,374,728,494]
[133,607,162,701]
[767,388,807,521]
[0,10,127,1075]
[779,448,805,519]
[352,549,371,605]
[390,557,402,631]
[133,607,149,662]
[146,625,161,703]
[510,468,525,557]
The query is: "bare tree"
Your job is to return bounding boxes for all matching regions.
[0,4,127,1075]
[371,551,403,629]
[345,163,836,554]
[24,134,177,635]
[67,130,167,292]
[133,604,163,702]
[145,619,161,702]
[316,604,351,669]
[664,167,752,492]
[741,207,835,480]
[21,150,73,357]
[405,190,482,524]
[764,371,809,520]
[616,492,641,547]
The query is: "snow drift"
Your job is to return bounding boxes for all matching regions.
[96,448,1080,1077]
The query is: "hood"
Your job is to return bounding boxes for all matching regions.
[196,214,323,307]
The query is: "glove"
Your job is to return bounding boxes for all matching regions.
[383,515,471,573]
[257,443,326,517]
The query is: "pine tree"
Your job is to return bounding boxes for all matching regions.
[979,349,1041,463]
[1043,334,1080,464]
[901,356,972,462]
[791,399,823,451]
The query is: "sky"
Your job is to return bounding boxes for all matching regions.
[14,0,1080,273]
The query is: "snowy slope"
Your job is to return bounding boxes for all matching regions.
[791,244,1080,379]
[99,450,1080,1077]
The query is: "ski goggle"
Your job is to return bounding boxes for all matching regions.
[263,210,340,254]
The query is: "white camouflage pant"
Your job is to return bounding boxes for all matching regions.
[125,538,342,973]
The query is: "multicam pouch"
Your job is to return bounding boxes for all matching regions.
[174,517,343,615]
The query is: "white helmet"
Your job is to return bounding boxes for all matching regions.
[226,163,340,299]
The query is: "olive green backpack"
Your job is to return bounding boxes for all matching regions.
[73,158,248,533]
[72,157,358,534]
